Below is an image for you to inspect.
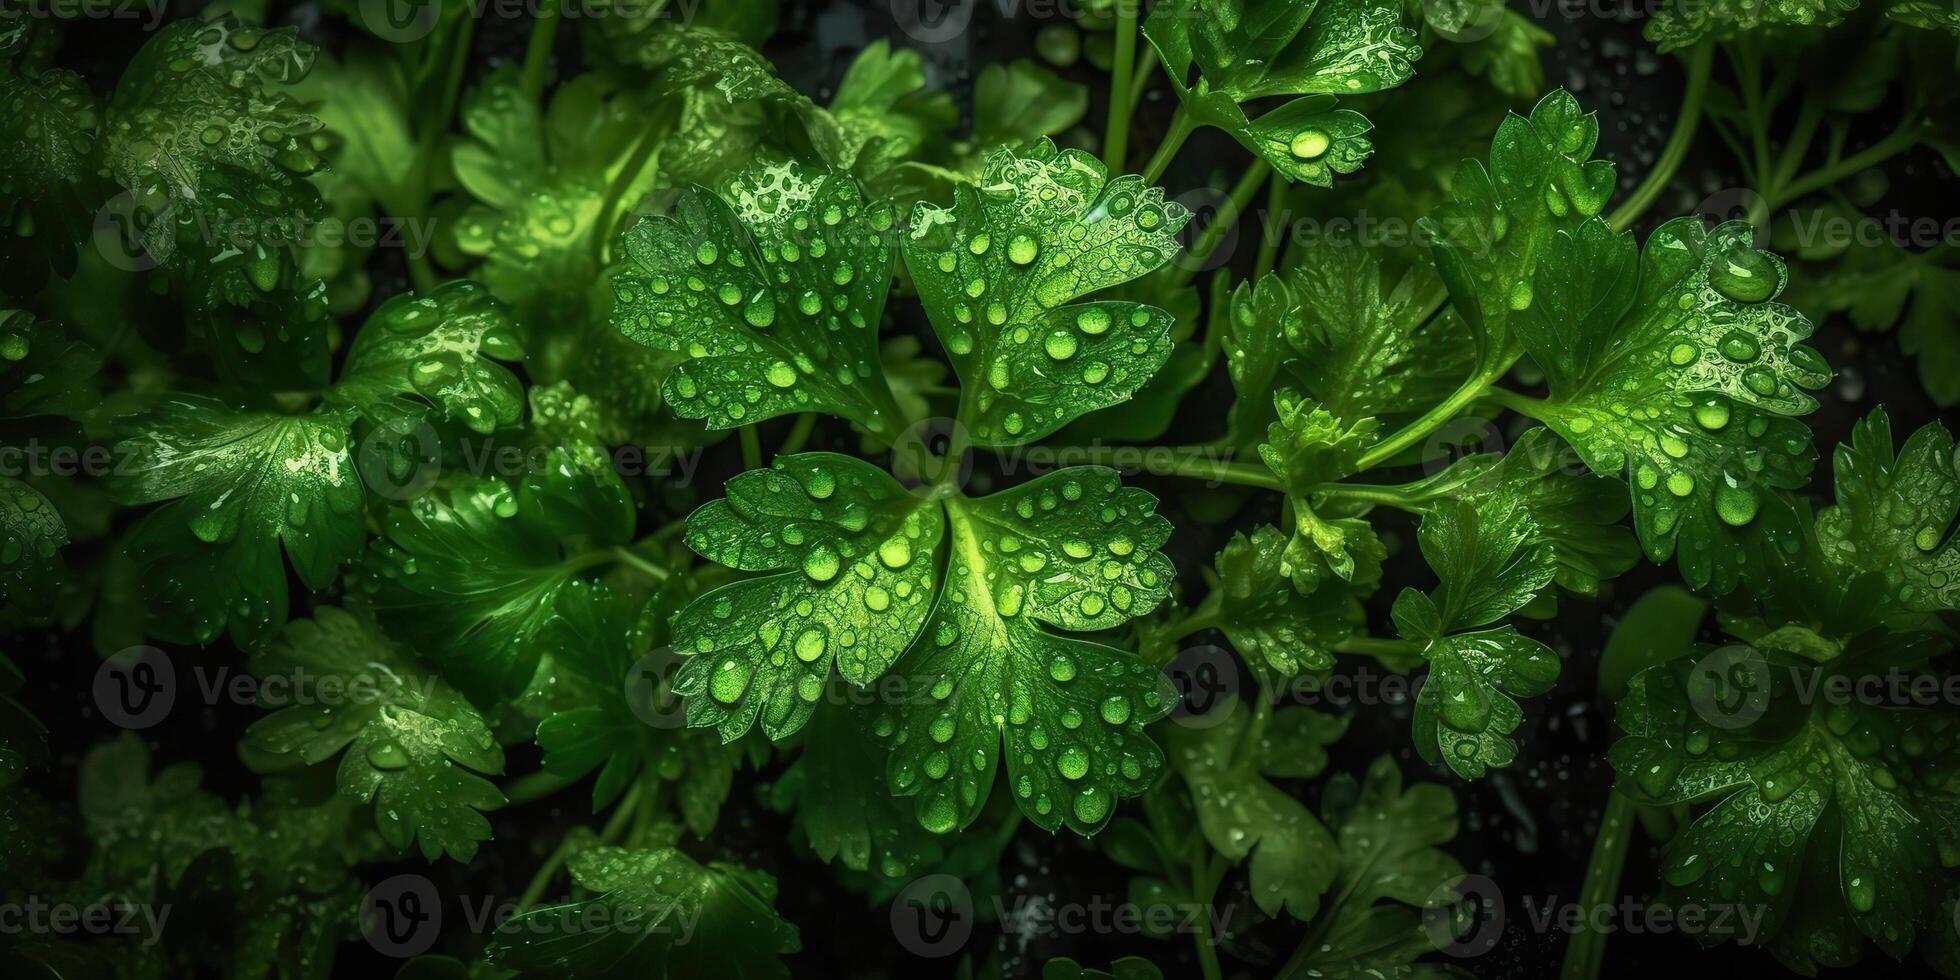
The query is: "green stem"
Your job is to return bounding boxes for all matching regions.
[594,122,663,265]
[1169,591,1224,640]
[779,414,818,456]
[1190,855,1226,980]
[1560,788,1639,980]
[1771,96,1826,193]
[1332,635,1421,659]
[740,426,762,471]
[1128,42,1159,109]
[1486,385,1551,418]
[516,781,643,910]
[519,0,563,105]
[1169,160,1271,289]
[1765,119,1923,212]
[612,547,670,582]
[1254,172,1286,279]
[1104,0,1141,172]
[1140,106,1196,185]
[1608,41,1713,233]
[1044,445,1281,491]
[1312,482,1431,512]
[1353,358,1514,472]
[505,770,575,806]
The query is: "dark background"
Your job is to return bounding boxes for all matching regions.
[17,1,1954,977]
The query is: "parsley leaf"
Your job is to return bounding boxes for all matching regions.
[1646,0,1859,52]
[1,477,66,615]
[884,468,1176,835]
[1394,497,1559,778]
[673,453,943,741]
[1213,524,1365,681]
[901,140,1189,445]
[1610,627,1957,960]
[245,607,505,861]
[111,397,363,647]
[776,694,945,879]
[611,159,908,438]
[1163,698,1344,918]
[327,280,527,433]
[0,67,101,289]
[1814,410,1960,613]
[488,846,799,980]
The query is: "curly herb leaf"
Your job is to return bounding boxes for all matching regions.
[244,607,505,861]
[327,280,526,433]
[673,453,943,741]
[612,160,906,437]
[902,139,1189,445]
[884,468,1176,835]
[1814,410,1960,613]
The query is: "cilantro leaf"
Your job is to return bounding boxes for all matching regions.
[1520,217,1830,594]
[1610,628,1957,959]
[1815,410,1960,613]
[359,389,633,700]
[611,160,908,438]
[776,694,945,880]
[1794,241,1959,406]
[827,39,955,185]
[672,453,944,741]
[1163,698,1343,918]
[1,477,67,615]
[1646,0,1859,52]
[901,140,1190,445]
[1213,525,1364,681]
[1394,497,1560,778]
[488,846,799,980]
[537,580,743,832]
[884,468,1176,835]
[974,59,1089,150]
[0,67,101,288]
[245,607,505,861]
[100,15,324,282]
[0,308,101,420]
[1256,392,1386,590]
[111,397,363,647]
[327,280,527,433]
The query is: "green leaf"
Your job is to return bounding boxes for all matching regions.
[1164,698,1342,918]
[776,694,944,879]
[1423,89,1616,370]
[901,139,1190,446]
[537,581,742,831]
[1397,609,1558,779]
[1144,0,1422,101]
[100,15,324,279]
[488,847,799,980]
[1295,756,1469,978]
[111,397,364,647]
[884,468,1176,835]
[1410,497,1556,633]
[359,391,633,700]
[1815,410,1960,613]
[1259,389,1379,491]
[611,160,907,437]
[0,67,101,286]
[672,453,943,741]
[1646,0,1860,52]
[1042,956,1164,980]
[1610,629,1957,958]
[244,607,505,861]
[974,60,1089,149]
[1,309,101,420]
[1459,12,1556,100]
[1214,525,1364,681]
[1,477,67,615]
[1524,217,1830,594]
[328,280,527,433]
[827,40,955,183]
[1793,242,1960,406]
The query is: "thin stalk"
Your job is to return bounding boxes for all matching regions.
[516,781,643,911]
[1560,788,1639,980]
[740,426,763,471]
[1771,96,1826,192]
[1168,591,1224,640]
[1046,445,1281,491]
[505,770,576,806]
[1169,160,1271,289]
[594,123,663,265]
[779,413,818,456]
[1140,106,1196,185]
[1189,854,1226,980]
[1127,43,1159,109]
[1254,171,1286,279]
[1608,41,1714,233]
[1353,358,1514,472]
[520,0,563,105]
[1486,386,1551,418]
[1104,0,1141,172]
[1313,483,1431,512]
[1332,635,1421,659]
[1766,119,1923,211]
[612,547,670,582]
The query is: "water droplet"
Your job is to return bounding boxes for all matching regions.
[1289,128,1330,160]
